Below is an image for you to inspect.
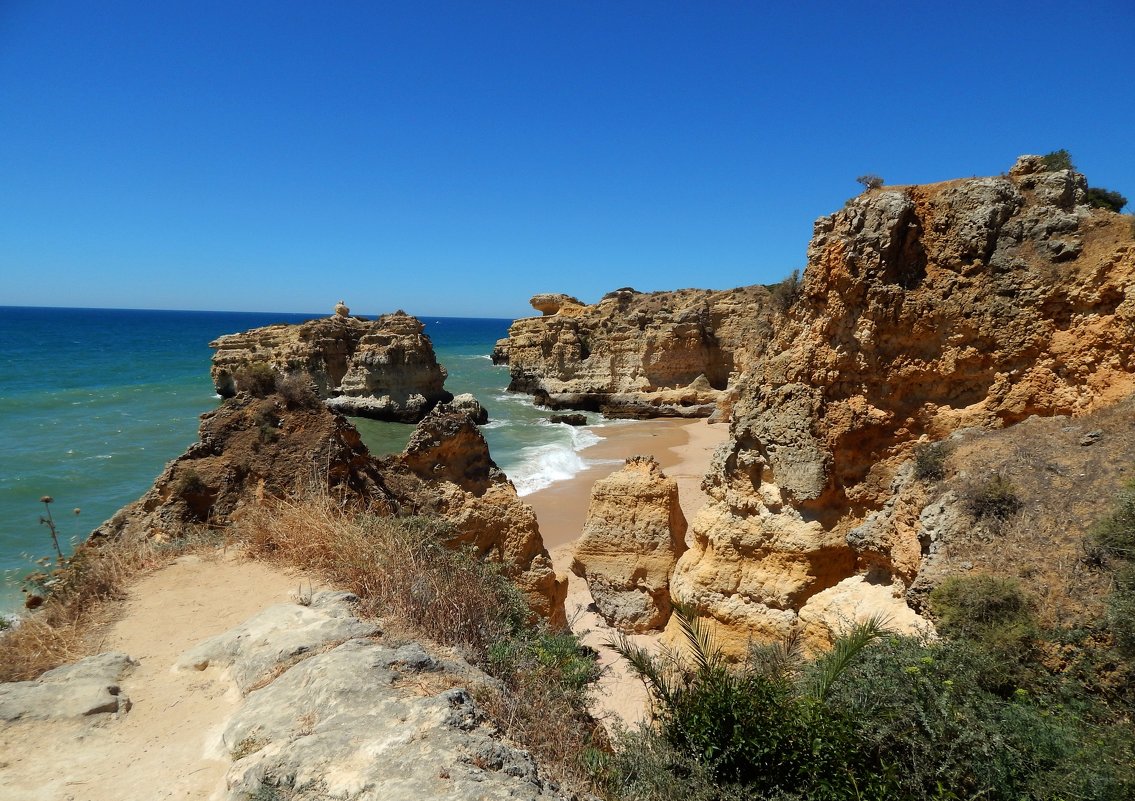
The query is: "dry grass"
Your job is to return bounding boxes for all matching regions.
[0,528,221,682]
[234,495,529,661]
[233,494,607,790]
[935,397,1135,628]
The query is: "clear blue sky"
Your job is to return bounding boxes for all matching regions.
[2,1,1132,318]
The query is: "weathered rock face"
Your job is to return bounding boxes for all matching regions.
[88,397,564,627]
[210,309,452,422]
[672,159,1135,651]
[0,653,136,721]
[493,286,780,418]
[380,405,568,628]
[571,456,687,632]
[91,391,396,545]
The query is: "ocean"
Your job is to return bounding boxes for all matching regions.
[0,306,609,614]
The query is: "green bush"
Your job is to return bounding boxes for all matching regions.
[913,440,951,482]
[1108,565,1135,656]
[963,474,1023,521]
[234,362,278,397]
[929,575,1037,675]
[827,635,1135,801]
[1086,187,1128,213]
[856,174,884,190]
[606,608,893,799]
[1041,149,1075,171]
[1092,483,1135,563]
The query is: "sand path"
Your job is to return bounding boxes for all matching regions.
[0,552,307,801]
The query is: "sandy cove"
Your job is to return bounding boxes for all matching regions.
[525,417,728,729]
[0,417,726,797]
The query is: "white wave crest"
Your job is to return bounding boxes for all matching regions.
[510,444,590,496]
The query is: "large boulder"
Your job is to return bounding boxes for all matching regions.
[0,652,136,721]
[572,456,687,632]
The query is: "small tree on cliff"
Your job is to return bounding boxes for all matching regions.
[856,174,884,191]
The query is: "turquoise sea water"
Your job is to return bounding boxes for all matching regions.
[0,307,609,614]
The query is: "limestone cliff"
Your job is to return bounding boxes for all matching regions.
[571,456,687,632]
[90,395,564,625]
[669,157,1135,651]
[493,285,780,418]
[379,405,568,627]
[209,308,452,422]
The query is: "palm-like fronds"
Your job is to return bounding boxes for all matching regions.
[606,632,678,710]
[671,601,721,675]
[805,614,890,705]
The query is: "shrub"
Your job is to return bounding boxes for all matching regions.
[913,440,951,482]
[856,174,884,190]
[1091,483,1135,563]
[233,362,278,397]
[277,371,319,409]
[1041,149,1075,171]
[1108,566,1135,655]
[930,575,1037,679]
[768,269,801,313]
[174,468,208,497]
[963,474,1022,521]
[827,635,1135,801]
[1086,187,1128,213]
[605,607,892,798]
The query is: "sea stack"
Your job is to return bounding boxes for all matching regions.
[209,305,453,423]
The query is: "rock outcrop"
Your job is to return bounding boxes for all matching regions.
[210,308,452,422]
[380,405,568,627]
[571,456,687,632]
[493,285,781,418]
[86,394,564,626]
[0,653,136,721]
[669,158,1135,651]
[90,390,396,546]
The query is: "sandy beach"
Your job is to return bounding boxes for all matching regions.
[526,417,727,552]
[524,416,729,729]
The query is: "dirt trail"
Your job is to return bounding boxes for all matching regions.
[0,551,307,801]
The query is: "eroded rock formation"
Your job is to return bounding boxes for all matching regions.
[380,404,568,627]
[493,285,780,418]
[91,391,396,545]
[669,157,1135,651]
[210,308,452,422]
[89,394,564,626]
[571,456,687,632]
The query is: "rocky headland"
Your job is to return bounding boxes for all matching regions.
[508,156,1135,652]
[85,386,564,627]
[492,284,782,418]
[210,306,453,422]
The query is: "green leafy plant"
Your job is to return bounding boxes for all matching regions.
[234,362,278,397]
[1086,187,1128,213]
[606,606,892,797]
[856,174,884,190]
[1041,149,1075,171]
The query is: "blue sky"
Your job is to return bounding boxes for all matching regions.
[2,1,1132,319]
